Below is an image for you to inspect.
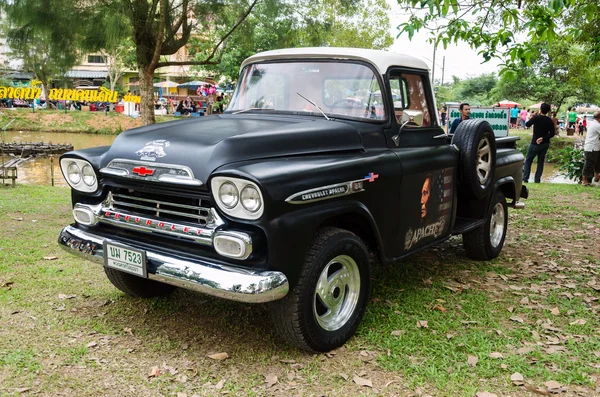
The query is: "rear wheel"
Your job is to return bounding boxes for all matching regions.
[270,228,371,352]
[463,191,508,260]
[104,267,175,298]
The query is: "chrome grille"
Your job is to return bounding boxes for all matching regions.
[110,190,213,226]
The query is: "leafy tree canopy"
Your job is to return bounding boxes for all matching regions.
[396,0,600,78]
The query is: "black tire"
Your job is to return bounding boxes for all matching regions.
[104,267,175,298]
[451,119,496,199]
[463,191,508,260]
[269,227,372,352]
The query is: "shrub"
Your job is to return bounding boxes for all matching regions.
[557,146,584,183]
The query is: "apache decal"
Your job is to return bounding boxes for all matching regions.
[285,171,379,204]
[404,168,454,250]
[135,140,170,161]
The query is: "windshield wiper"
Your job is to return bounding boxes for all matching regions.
[296,92,330,120]
[232,107,276,115]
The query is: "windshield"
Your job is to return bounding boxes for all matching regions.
[227,61,386,121]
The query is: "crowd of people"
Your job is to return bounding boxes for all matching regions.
[439,101,600,187]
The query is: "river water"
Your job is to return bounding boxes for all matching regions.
[1,131,574,186]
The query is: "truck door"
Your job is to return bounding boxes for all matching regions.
[386,69,457,258]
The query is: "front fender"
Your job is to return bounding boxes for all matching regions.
[265,200,382,288]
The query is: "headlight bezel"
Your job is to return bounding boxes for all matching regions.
[211,176,264,220]
[60,158,98,193]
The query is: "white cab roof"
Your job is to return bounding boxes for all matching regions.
[240,47,429,75]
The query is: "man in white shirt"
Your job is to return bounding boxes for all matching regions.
[582,111,600,186]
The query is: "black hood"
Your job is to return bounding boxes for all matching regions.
[101,114,364,182]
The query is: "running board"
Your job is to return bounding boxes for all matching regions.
[452,217,486,235]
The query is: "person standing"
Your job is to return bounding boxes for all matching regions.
[510,105,519,129]
[440,105,447,127]
[551,112,560,137]
[523,103,555,183]
[582,111,600,186]
[568,107,577,129]
[449,103,470,134]
[519,107,528,129]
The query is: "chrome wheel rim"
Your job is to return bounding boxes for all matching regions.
[477,137,492,185]
[489,202,505,247]
[313,255,361,331]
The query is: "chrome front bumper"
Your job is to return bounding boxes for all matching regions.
[58,225,289,303]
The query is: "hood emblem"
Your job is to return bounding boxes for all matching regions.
[135,140,170,161]
[132,166,155,176]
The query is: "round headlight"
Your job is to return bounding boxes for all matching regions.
[219,182,239,209]
[81,164,96,186]
[240,185,262,213]
[67,162,81,184]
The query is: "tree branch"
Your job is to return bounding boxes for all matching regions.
[156,60,220,68]
[202,0,259,64]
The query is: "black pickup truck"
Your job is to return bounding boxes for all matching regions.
[58,47,527,352]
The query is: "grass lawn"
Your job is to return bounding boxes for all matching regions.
[0,183,599,396]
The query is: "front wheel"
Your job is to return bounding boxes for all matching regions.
[462,191,508,260]
[269,228,371,352]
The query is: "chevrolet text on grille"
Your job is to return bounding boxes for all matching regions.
[102,210,212,236]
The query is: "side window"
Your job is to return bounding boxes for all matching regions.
[389,73,432,127]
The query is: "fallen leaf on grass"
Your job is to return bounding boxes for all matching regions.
[338,373,349,381]
[545,346,566,354]
[123,327,134,336]
[544,380,562,391]
[391,330,404,336]
[510,316,524,323]
[416,320,428,328]
[489,352,504,359]
[353,375,372,387]
[468,355,478,367]
[265,374,278,388]
[423,278,433,287]
[58,294,76,300]
[287,371,295,381]
[520,296,530,305]
[207,352,229,361]
[516,347,534,355]
[510,372,524,386]
[12,387,31,394]
[215,379,226,390]
[569,319,587,325]
[0,281,14,289]
[550,307,560,315]
[432,304,446,312]
[476,392,498,397]
[43,256,58,260]
[86,341,98,348]
[507,306,515,313]
[148,366,160,378]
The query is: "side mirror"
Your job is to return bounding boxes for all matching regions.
[392,109,425,146]
[401,109,424,127]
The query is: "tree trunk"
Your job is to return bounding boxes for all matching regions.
[139,67,156,126]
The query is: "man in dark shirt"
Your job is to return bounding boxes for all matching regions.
[522,103,555,183]
[449,103,470,134]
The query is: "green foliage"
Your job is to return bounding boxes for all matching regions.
[557,146,585,182]
[195,0,394,80]
[395,0,600,75]
[495,45,600,111]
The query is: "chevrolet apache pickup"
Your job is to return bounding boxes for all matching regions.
[58,47,527,352]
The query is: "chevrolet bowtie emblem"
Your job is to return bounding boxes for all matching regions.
[132,166,155,176]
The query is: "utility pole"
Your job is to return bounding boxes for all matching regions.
[431,44,437,85]
[441,56,446,86]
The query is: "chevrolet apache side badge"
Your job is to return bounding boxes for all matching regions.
[135,140,170,161]
[285,172,379,204]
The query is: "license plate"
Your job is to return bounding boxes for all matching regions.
[103,241,147,278]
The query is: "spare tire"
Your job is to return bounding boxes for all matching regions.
[451,119,496,199]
